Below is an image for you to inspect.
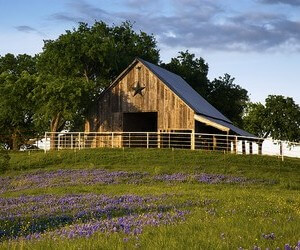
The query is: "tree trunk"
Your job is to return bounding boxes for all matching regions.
[258,141,263,155]
[83,69,90,83]
[50,114,61,150]
[12,130,20,151]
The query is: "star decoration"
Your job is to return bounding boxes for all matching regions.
[132,81,145,97]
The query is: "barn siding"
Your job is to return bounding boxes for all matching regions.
[86,62,195,133]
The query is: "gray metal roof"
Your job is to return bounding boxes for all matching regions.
[139,58,231,123]
[139,58,254,137]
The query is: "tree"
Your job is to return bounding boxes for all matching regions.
[33,75,94,148]
[35,21,160,147]
[0,54,37,150]
[208,74,249,126]
[161,51,210,97]
[243,102,266,138]
[38,21,159,92]
[243,95,300,142]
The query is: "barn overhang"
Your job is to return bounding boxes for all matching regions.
[195,114,256,137]
[194,114,230,133]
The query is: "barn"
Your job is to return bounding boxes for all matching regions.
[84,58,255,150]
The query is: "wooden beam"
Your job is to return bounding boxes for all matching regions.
[194,114,230,132]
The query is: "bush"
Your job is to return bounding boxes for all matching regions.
[0,148,10,173]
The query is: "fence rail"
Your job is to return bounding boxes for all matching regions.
[44,132,300,159]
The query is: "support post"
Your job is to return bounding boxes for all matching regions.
[213,136,217,151]
[226,132,229,153]
[58,135,60,151]
[191,131,195,150]
[79,132,81,150]
[147,133,149,149]
[258,140,262,155]
[233,136,237,154]
[158,131,161,149]
[280,141,284,161]
[242,140,246,155]
[71,134,73,150]
[128,133,131,148]
[44,132,47,153]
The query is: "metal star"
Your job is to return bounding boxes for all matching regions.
[132,81,145,97]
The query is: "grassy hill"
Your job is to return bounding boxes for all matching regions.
[1,148,299,249]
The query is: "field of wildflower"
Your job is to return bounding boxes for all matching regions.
[0,148,299,249]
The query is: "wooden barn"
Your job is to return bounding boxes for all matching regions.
[84,58,254,149]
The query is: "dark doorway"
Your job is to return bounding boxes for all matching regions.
[123,112,158,132]
[122,112,158,148]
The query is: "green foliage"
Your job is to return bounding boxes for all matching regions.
[243,102,267,138]
[33,75,94,132]
[244,95,300,141]
[208,74,249,126]
[0,53,36,75]
[38,21,159,90]
[0,54,37,149]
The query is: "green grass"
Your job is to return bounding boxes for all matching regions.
[1,148,300,249]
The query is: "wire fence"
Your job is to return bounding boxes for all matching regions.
[43,132,300,159]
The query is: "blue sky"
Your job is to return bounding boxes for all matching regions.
[1,0,300,104]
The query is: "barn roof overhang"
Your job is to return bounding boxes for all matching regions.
[195,114,256,138]
[194,114,230,132]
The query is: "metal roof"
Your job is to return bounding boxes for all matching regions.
[139,58,231,124]
[139,58,254,137]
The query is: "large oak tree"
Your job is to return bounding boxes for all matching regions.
[243,95,300,142]
[35,21,160,147]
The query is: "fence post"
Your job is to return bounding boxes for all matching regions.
[235,136,238,154]
[83,133,85,149]
[129,133,131,148]
[112,132,114,148]
[242,140,246,154]
[58,134,60,151]
[44,132,47,153]
[147,132,149,149]
[213,136,216,151]
[158,131,161,149]
[226,133,229,153]
[258,141,262,155]
[79,132,81,150]
[280,141,284,161]
[71,134,73,150]
[191,131,195,150]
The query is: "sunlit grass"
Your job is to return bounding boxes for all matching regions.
[0,148,299,249]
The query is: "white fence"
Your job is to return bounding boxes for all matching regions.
[44,132,300,159]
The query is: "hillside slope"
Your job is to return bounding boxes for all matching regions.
[1,148,299,249]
